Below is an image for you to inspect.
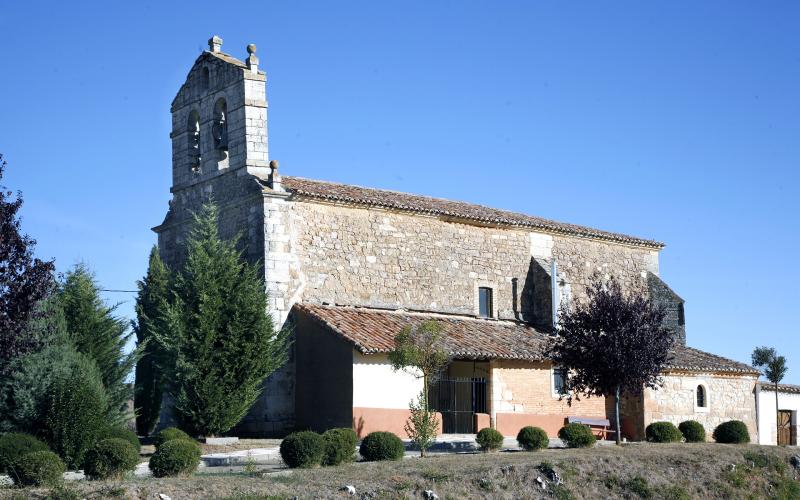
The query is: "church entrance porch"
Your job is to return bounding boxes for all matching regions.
[429,377,488,434]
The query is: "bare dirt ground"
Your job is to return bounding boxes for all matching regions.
[138,439,283,458]
[2,443,798,499]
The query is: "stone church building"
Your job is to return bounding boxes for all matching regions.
[155,37,761,441]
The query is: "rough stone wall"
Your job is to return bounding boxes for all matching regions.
[490,360,607,416]
[280,201,660,322]
[647,272,686,345]
[644,372,758,441]
[550,235,660,307]
[155,170,296,437]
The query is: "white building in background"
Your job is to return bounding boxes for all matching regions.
[756,382,799,446]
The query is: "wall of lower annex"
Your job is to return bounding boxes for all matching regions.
[351,352,436,438]
[490,360,608,437]
[643,372,758,441]
[756,388,800,446]
[294,312,353,432]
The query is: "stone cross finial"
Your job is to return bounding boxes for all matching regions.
[208,35,223,53]
[246,43,259,72]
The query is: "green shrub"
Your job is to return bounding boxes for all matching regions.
[44,366,109,469]
[11,450,65,487]
[279,431,325,468]
[97,427,141,453]
[712,420,750,444]
[476,427,504,452]
[83,438,140,480]
[322,428,357,466]
[359,431,405,461]
[645,422,683,443]
[148,438,201,477]
[153,427,192,449]
[678,420,706,443]
[624,475,652,499]
[558,423,596,448]
[47,485,82,500]
[516,426,549,451]
[0,432,50,473]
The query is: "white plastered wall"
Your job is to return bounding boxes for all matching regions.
[756,386,800,445]
[352,351,423,409]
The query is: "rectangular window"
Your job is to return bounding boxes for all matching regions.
[553,368,568,395]
[478,287,493,318]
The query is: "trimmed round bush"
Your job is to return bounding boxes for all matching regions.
[98,427,141,453]
[0,432,50,473]
[476,427,504,452]
[678,420,706,443]
[516,426,549,451]
[280,431,325,468]
[148,438,201,477]
[322,428,358,466]
[646,421,683,443]
[83,438,140,480]
[12,450,66,487]
[359,431,405,461]
[153,427,192,449]
[713,420,750,444]
[558,423,596,448]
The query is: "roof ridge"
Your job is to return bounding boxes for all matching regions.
[280,175,665,248]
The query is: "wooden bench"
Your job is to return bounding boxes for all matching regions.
[566,416,617,440]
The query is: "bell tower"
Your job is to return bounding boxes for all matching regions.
[169,35,270,190]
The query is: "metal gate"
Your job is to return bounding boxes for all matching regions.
[778,410,792,446]
[428,377,487,434]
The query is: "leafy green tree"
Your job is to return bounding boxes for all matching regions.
[388,320,450,457]
[548,278,674,445]
[158,203,290,436]
[133,247,170,436]
[58,264,137,418]
[0,154,56,374]
[751,346,788,445]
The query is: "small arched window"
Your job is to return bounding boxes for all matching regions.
[187,110,201,172]
[696,385,706,408]
[212,98,228,151]
[200,67,210,92]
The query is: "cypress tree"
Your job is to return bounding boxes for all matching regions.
[133,247,170,436]
[160,203,290,436]
[59,264,137,417]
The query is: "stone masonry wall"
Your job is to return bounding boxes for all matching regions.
[278,201,661,322]
[644,372,758,441]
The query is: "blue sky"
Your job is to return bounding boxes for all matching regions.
[1,1,798,383]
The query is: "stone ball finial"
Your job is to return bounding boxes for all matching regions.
[247,44,257,55]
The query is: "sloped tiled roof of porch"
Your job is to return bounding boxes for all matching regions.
[292,303,759,375]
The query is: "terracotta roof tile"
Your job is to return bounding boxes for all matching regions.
[664,346,758,375]
[293,303,757,374]
[758,381,800,393]
[294,303,549,361]
[280,176,664,248]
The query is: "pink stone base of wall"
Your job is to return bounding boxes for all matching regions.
[352,407,443,439]
[475,413,491,431]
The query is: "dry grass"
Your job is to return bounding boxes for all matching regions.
[2,443,798,499]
